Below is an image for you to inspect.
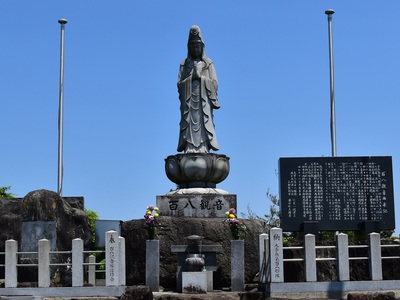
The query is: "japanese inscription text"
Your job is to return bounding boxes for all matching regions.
[279,156,395,231]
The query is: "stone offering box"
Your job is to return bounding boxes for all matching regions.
[279,156,395,233]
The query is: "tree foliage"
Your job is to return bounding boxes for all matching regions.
[241,189,280,229]
[85,209,99,247]
[0,186,15,198]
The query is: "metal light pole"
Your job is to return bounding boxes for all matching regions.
[57,18,67,195]
[325,9,337,157]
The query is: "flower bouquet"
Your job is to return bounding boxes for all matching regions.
[225,208,246,240]
[144,205,160,240]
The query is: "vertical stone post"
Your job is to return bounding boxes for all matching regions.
[88,255,96,286]
[72,238,84,287]
[258,233,269,283]
[5,239,18,288]
[368,232,382,280]
[38,239,50,287]
[231,239,244,291]
[304,233,316,282]
[146,240,159,292]
[119,236,126,286]
[269,227,283,283]
[336,233,349,281]
[106,230,120,286]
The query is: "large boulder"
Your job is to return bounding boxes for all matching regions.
[0,189,91,283]
[0,198,24,248]
[21,189,91,250]
[122,216,266,290]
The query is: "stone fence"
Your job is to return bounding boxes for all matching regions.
[0,230,125,288]
[258,228,400,298]
[2,226,399,297]
[258,228,400,283]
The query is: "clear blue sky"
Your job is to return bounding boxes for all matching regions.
[1,1,399,236]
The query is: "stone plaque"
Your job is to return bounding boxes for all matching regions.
[279,156,395,231]
[95,220,122,247]
[21,221,57,252]
[156,194,237,217]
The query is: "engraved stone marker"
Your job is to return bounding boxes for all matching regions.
[21,221,57,253]
[279,156,395,232]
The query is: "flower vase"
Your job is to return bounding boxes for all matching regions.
[231,228,240,240]
[147,227,157,240]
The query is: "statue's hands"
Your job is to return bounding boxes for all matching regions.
[192,62,204,80]
[192,70,200,80]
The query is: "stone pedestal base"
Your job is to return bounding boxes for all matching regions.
[182,271,213,293]
[156,194,237,218]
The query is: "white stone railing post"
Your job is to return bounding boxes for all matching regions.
[119,236,126,286]
[304,233,316,282]
[38,239,50,287]
[5,239,18,288]
[146,240,159,292]
[336,233,349,281]
[368,232,382,280]
[106,230,120,286]
[269,227,283,283]
[258,233,269,283]
[72,238,84,287]
[88,255,96,286]
[231,239,245,291]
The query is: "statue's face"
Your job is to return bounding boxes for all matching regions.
[189,42,202,59]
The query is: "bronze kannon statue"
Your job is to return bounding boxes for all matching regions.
[177,25,220,154]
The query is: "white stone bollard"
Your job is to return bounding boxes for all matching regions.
[336,233,349,281]
[258,233,269,283]
[119,236,126,286]
[368,232,382,280]
[269,227,283,283]
[72,238,84,286]
[106,230,121,286]
[231,239,245,291]
[146,239,159,292]
[304,234,316,282]
[88,255,96,286]
[5,239,18,288]
[38,239,50,287]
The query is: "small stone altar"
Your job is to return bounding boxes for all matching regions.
[171,241,222,292]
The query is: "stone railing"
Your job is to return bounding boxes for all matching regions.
[257,228,400,298]
[0,230,125,288]
[258,227,400,283]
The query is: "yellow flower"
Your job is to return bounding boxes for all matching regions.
[147,211,152,215]
[154,207,159,211]
[229,214,235,219]
[225,211,230,216]
[154,213,159,218]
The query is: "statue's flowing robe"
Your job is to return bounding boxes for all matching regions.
[177,57,219,153]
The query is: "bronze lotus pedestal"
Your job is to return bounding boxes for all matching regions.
[165,153,230,189]
[158,152,236,218]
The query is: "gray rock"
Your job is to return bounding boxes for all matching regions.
[347,292,396,300]
[120,285,153,300]
[122,217,266,290]
[21,189,91,251]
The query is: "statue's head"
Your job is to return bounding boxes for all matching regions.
[187,25,205,59]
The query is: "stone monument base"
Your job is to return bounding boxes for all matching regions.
[182,271,213,293]
[156,193,237,218]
